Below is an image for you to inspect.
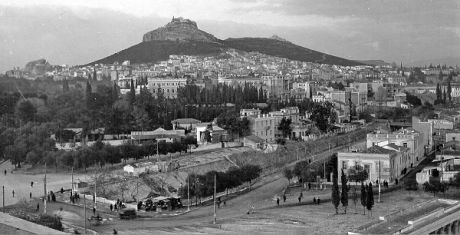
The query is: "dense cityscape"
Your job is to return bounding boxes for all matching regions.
[1,2,460,235]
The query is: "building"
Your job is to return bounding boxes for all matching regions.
[131,128,185,143]
[366,128,425,168]
[240,108,261,118]
[337,144,410,183]
[247,114,276,143]
[171,118,201,130]
[412,116,434,151]
[195,123,227,144]
[147,77,187,99]
[124,162,161,176]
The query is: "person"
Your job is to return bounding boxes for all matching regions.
[47,194,50,202]
[223,201,226,206]
[12,190,14,198]
[31,181,34,187]
[317,198,321,204]
[110,204,113,211]
[300,191,303,199]
[283,194,286,203]
[395,179,398,185]
[36,203,40,212]
[113,229,118,234]
[30,192,32,199]
[313,197,316,203]
[4,169,6,175]
[298,196,301,203]
[276,197,280,206]
[61,187,64,194]
[93,207,96,215]
[308,183,311,190]
[114,204,118,211]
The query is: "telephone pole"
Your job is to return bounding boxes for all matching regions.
[2,186,4,211]
[84,194,87,234]
[44,163,47,214]
[71,167,74,195]
[187,177,190,212]
[213,173,216,224]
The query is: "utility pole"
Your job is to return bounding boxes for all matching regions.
[157,140,159,163]
[44,163,47,214]
[84,194,87,234]
[2,186,4,211]
[378,160,381,203]
[71,167,74,195]
[187,176,190,212]
[94,175,97,211]
[213,173,216,224]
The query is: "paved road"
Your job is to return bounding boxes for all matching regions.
[0,161,89,206]
[92,173,288,234]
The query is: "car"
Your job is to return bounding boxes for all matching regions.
[119,208,137,219]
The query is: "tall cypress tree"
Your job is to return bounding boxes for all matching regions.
[63,78,69,92]
[85,80,92,109]
[447,81,452,103]
[129,79,136,105]
[341,170,349,214]
[366,183,374,216]
[93,69,97,81]
[332,171,340,214]
[443,88,447,104]
[436,83,441,102]
[360,182,367,215]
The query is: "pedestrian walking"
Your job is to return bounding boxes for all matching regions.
[93,207,96,215]
[31,181,33,187]
[308,183,311,190]
[313,197,316,203]
[317,198,320,204]
[283,194,286,202]
[30,192,32,199]
[36,203,39,212]
[300,191,303,199]
[276,197,280,206]
[12,190,14,198]
[298,196,301,203]
[61,187,64,194]
[4,169,6,175]
[110,204,113,211]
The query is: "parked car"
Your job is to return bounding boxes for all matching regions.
[119,208,136,219]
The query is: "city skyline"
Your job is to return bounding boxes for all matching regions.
[0,0,459,72]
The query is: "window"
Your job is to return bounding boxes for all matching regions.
[364,164,370,174]
[342,161,348,169]
[403,143,407,148]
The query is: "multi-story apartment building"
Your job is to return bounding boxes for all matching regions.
[338,144,411,183]
[247,114,276,143]
[147,77,187,99]
[366,128,424,168]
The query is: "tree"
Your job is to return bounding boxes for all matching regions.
[62,79,70,92]
[341,170,349,214]
[347,165,368,184]
[447,81,452,103]
[453,172,460,187]
[360,182,367,215]
[331,171,340,214]
[283,168,293,184]
[436,83,442,103]
[129,79,136,105]
[278,117,292,138]
[443,88,447,104]
[375,86,387,104]
[85,80,92,108]
[310,102,336,132]
[366,183,374,216]
[15,100,37,122]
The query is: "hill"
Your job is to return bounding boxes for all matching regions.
[91,40,224,65]
[89,17,362,66]
[357,60,391,66]
[223,38,362,66]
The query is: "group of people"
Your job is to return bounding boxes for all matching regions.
[276,191,321,206]
[109,198,124,212]
[70,191,81,203]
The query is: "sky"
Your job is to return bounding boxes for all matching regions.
[0,0,459,72]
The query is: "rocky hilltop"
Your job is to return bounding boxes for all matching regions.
[24,59,52,75]
[143,17,219,43]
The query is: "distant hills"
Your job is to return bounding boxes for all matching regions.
[90,17,363,66]
[356,60,391,66]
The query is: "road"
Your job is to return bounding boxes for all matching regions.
[91,172,288,234]
[0,161,90,206]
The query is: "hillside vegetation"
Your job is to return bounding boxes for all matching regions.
[90,38,362,66]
